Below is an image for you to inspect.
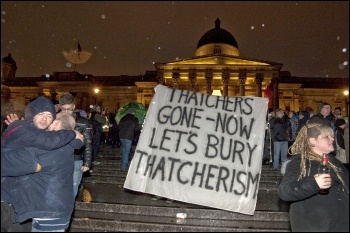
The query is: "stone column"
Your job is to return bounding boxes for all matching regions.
[50,87,58,100]
[157,70,165,85]
[172,69,180,89]
[137,88,143,104]
[80,92,90,111]
[293,93,300,112]
[205,69,213,95]
[238,71,246,96]
[188,69,197,92]
[255,73,264,97]
[272,73,279,110]
[222,69,230,96]
[38,87,45,97]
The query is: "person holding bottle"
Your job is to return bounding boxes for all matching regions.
[278,121,349,232]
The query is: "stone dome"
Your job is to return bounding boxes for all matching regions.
[197,18,238,49]
[195,18,239,56]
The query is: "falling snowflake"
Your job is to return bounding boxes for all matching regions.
[337,36,340,40]
[66,62,72,68]
[2,11,6,15]
[262,24,265,27]
[158,47,161,50]
[1,19,5,23]
[338,63,345,70]
[342,48,347,52]
[101,15,106,19]
[344,61,348,66]
[251,26,254,30]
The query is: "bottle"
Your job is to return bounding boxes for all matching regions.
[318,153,330,194]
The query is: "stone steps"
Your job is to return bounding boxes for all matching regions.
[70,202,290,232]
[69,144,290,232]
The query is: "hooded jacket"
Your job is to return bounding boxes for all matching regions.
[2,139,84,226]
[1,96,78,203]
[308,102,334,128]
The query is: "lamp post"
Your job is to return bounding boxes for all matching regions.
[94,88,99,105]
[344,90,349,118]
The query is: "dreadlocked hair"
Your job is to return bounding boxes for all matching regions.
[288,122,345,187]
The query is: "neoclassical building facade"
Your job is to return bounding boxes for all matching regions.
[1,18,349,122]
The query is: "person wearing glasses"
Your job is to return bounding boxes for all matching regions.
[58,94,93,199]
[309,102,334,128]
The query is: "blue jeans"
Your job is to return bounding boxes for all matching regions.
[273,141,288,169]
[73,160,83,199]
[120,139,132,170]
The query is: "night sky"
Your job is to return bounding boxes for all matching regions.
[1,1,349,78]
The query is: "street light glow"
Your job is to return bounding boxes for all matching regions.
[94,88,99,94]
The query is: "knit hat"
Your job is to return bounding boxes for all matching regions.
[334,118,346,128]
[24,96,56,120]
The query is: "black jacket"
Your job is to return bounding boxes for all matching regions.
[73,113,93,168]
[118,114,140,141]
[335,126,345,150]
[270,117,289,142]
[278,155,349,232]
[2,139,84,224]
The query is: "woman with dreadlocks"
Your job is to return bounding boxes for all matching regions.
[278,122,349,232]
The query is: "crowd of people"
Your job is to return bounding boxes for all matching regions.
[264,102,349,172]
[1,96,349,232]
[1,94,141,232]
[262,102,349,232]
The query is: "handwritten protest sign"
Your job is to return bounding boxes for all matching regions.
[124,84,268,215]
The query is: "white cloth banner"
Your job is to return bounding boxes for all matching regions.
[124,84,268,215]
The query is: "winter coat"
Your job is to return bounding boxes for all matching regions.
[1,96,77,203]
[296,115,309,136]
[334,126,345,150]
[278,155,349,232]
[2,139,84,224]
[270,117,289,142]
[118,114,140,141]
[345,122,349,164]
[73,112,93,168]
[90,111,106,140]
